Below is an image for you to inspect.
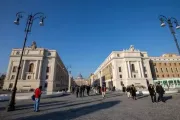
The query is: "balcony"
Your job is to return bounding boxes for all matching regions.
[26,72,35,80]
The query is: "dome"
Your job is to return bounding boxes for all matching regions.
[77,73,83,79]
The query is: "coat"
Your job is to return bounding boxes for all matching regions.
[156,85,165,94]
[148,86,155,96]
[131,86,137,96]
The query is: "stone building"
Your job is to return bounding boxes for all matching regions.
[3,42,69,93]
[73,73,89,86]
[93,45,153,90]
[150,54,180,88]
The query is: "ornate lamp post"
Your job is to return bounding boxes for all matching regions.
[159,15,180,55]
[7,12,46,111]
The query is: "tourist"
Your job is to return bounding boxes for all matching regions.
[131,84,137,100]
[79,86,83,97]
[75,86,80,98]
[156,82,165,102]
[148,84,156,103]
[101,85,106,98]
[122,84,126,94]
[86,85,90,96]
[34,86,42,112]
[82,85,85,97]
[126,86,131,98]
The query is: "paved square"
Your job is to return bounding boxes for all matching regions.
[0,92,180,120]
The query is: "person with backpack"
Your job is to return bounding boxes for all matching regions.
[34,86,42,112]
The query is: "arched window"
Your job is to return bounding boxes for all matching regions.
[29,63,34,72]
[131,64,135,72]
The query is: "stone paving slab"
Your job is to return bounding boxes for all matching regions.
[0,92,180,120]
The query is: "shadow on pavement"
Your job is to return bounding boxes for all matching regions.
[164,95,172,101]
[16,100,120,120]
[137,95,149,99]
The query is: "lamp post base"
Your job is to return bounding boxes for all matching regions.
[6,88,16,112]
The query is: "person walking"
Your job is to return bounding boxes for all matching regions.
[148,84,156,103]
[75,86,80,98]
[131,84,137,100]
[156,82,165,102]
[34,86,42,112]
[101,85,106,98]
[82,85,85,97]
[126,86,131,98]
[86,85,90,96]
[79,86,83,97]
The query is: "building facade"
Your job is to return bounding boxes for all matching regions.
[93,45,153,90]
[3,42,69,93]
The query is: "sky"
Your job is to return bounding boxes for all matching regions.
[0,0,180,78]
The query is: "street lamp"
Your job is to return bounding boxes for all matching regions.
[7,12,46,111]
[158,15,180,55]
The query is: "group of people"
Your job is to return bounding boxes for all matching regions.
[124,84,137,100]
[72,85,91,98]
[148,82,165,103]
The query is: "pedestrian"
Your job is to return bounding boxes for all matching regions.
[72,86,75,94]
[101,85,106,98]
[79,86,83,97]
[156,82,165,102]
[122,85,126,94]
[86,85,90,96]
[148,84,156,103]
[131,84,137,100]
[126,86,131,98]
[82,85,85,97]
[34,86,42,112]
[75,86,80,98]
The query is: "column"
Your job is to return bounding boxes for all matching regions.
[68,72,71,92]
[38,60,42,80]
[7,61,12,80]
[127,61,131,78]
[35,60,39,79]
[140,61,144,78]
[125,61,129,78]
[100,71,102,87]
[21,60,26,79]
[138,61,142,78]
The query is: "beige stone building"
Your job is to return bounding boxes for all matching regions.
[73,73,89,86]
[150,54,180,79]
[3,42,69,93]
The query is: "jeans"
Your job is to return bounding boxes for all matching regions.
[34,98,40,111]
[150,95,156,102]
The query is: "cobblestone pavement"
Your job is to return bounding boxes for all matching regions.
[0,92,180,120]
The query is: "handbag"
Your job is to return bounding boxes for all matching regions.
[31,94,35,101]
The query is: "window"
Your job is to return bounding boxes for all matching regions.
[164,63,166,66]
[176,68,178,72]
[27,76,31,79]
[134,75,136,78]
[166,68,168,72]
[46,75,49,80]
[29,63,34,72]
[46,67,50,73]
[12,66,17,72]
[178,74,180,77]
[119,75,122,78]
[162,75,164,78]
[9,83,13,88]
[119,67,122,72]
[144,67,147,72]
[173,74,175,77]
[11,75,15,80]
[117,54,119,57]
[174,63,176,66]
[171,68,173,72]
[16,51,20,55]
[145,74,148,78]
[159,63,161,65]
[155,68,158,72]
[161,68,163,72]
[131,64,135,72]
[167,74,169,77]
[169,63,171,66]
[154,63,156,66]
[157,75,159,77]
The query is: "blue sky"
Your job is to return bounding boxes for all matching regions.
[0,0,180,78]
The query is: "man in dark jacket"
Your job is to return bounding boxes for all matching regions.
[148,84,156,103]
[86,85,90,96]
[156,83,165,102]
[131,84,137,100]
[75,86,80,98]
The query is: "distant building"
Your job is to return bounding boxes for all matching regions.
[73,73,89,86]
[3,42,69,93]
